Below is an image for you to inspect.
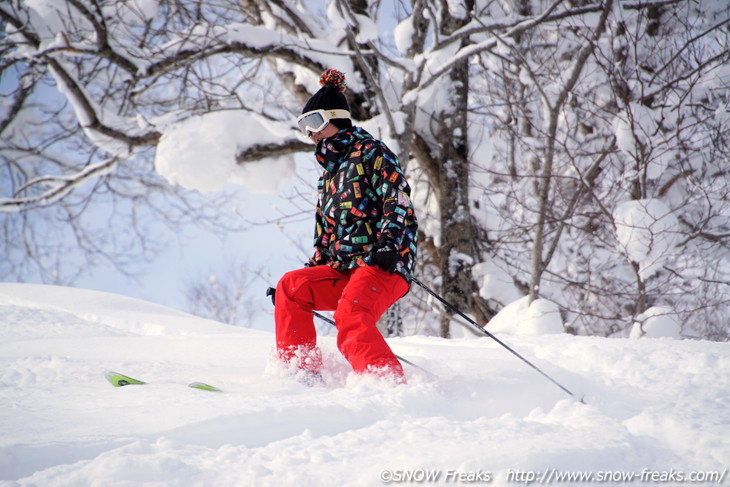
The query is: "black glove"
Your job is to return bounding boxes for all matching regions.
[371,246,399,274]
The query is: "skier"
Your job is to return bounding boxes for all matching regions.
[273,69,418,384]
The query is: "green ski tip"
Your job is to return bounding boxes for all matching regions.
[106,371,146,387]
[188,382,223,392]
[105,371,222,392]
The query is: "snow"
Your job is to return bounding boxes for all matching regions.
[486,296,564,336]
[394,18,415,54]
[416,43,462,117]
[613,199,679,280]
[23,0,69,44]
[445,0,469,20]
[47,65,94,128]
[613,117,637,159]
[154,111,296,194]
[48,62,144,157]
[105,0,159,27]
[1,283,727,486]
[613,104,670,180]
[222,23,290,51]
[474,261,522,306]
[630,307,682,340]
[353,14,379,44]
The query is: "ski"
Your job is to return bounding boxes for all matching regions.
[188,381,223,392]
[105,371,146,386]
[105,371,223,392]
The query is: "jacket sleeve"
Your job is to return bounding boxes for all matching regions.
[365,142,416,251]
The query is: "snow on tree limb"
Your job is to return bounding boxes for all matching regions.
[0,158,118,212]
[416,0,567,93]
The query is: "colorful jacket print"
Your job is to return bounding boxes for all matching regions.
[308,127,418,282]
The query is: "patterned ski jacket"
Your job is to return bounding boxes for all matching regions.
[308,127,418,282]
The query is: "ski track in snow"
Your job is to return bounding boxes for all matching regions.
[0,283,728,486]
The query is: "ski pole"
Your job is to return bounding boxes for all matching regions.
[410,276,581,402]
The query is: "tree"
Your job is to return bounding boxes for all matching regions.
[0,0,253,283]
[2,0,728,339]
[472,0,730,338]
[0,0,543,335]
[184,261,268,326]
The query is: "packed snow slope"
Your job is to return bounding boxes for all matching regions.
[0,283,727,487]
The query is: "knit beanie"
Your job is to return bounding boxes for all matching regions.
[302,69,351,117]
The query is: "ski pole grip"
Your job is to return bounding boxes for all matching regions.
[266,287,276,305]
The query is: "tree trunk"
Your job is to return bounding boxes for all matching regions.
[437,2,475,338]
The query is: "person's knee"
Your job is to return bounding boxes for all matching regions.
[276,269,299,293]
[276,269,311,306]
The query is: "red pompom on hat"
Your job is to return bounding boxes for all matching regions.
[302,69,350,114]
[319,69,347,93]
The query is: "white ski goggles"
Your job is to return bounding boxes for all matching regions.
[296,109,350,135]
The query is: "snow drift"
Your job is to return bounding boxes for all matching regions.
[0,283,727,486]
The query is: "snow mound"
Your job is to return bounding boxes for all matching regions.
[0,283,241,337]
[1,284,728,486]
[486,296,564,335]
[630,306,682,339]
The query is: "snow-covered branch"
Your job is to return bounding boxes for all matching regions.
[0,157,117,212]
[63,0,140,74]
[236,140,312,164]
[417,0,567,92]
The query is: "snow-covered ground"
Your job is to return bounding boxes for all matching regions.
[0,283,727,486]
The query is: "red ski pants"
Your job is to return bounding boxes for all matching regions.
[275,265,408,379]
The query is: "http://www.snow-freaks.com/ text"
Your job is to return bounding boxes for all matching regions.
[379,467,728,484]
